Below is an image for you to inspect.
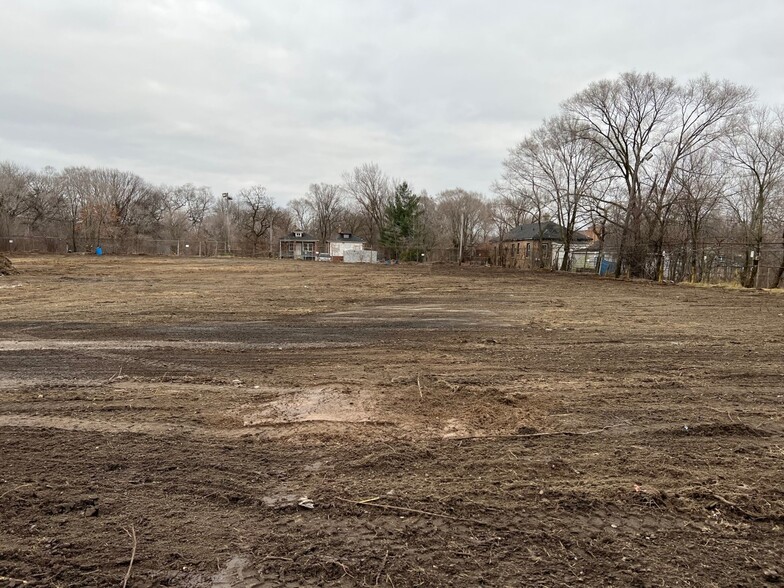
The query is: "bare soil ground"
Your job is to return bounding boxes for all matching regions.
[1,256,782,587]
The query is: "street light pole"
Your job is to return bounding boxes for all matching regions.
[222,192,232,254]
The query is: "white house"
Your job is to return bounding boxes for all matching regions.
[328,232,366,260]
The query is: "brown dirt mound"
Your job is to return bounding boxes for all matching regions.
[0,254,17,275]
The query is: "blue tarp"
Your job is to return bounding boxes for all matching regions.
[599,258,615,276]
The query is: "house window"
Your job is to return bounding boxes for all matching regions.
[525,243,531,258]
[288,242,294,252]
[294,232,302,238]
[303,242,314,253]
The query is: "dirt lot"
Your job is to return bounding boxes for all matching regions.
[0,256,782,587]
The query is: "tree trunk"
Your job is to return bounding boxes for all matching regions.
[560,240,571,271]
[689,238,698,283]
[614,219,629,279]
[774,228,784,288]
[744,249,760,288]
[71,221,78,253]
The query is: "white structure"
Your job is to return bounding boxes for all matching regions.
[344,249,378,263]
[328,232,366,259]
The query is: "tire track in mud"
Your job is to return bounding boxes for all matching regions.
[0,412,777,443]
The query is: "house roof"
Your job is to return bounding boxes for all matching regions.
[502,221,592,243]
[280,231,318,242]
[328,232,365,243]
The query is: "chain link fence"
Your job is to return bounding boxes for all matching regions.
[0,235,228,257]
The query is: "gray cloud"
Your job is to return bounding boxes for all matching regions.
[1,0,783,203]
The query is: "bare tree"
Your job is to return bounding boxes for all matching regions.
[513,115,605,269]
[564,72,681,277]
[497,138,555,267]
[436,189,490,261]
[724,107,784,287]
[287,198,313,232]
[341,163,392,248]
[238,185,276,256]
[26,166,64,234]
[0,161,32,240]
[58,166,107,251]
[489,181,533,237]
[95,168,152,244]
[334,201,369,236]
[304,183,343,248]
[674,148,729,281]
[565,73,753,278]
[770,195,784,288]
[182,185,213,237]
[641,76,752,279]
[157,185,189,241]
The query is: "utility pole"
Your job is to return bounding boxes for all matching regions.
[458,212,464,265]
[269,217,274,258]
[222,192,232,254]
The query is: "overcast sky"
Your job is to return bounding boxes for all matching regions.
[1,1,783,204]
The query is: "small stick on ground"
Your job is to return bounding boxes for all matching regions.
[435,379,458,392]
[0,483,33,500]
[374,549,389,586]
[107,363,127,384]
[337,497,494,527]
[449,423,628,441]
[709,493,777,521]
[416,375,423,399]
[358,496,381,504]
[122,525,137,588]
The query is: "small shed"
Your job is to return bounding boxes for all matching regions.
[279,231,317,260]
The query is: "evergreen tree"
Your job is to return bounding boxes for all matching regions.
[381,181,421,260]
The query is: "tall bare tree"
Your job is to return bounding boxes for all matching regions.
[564,72,681,277]
[498,136,556,267]
[305,183,343,248]
[512,115,605,269]
[565,73,753,278]
[287,198,313,232]
[489,180,534,237]
[26,166,64,234]
[674,148,729,281]
[724,107,784,287]
[181,185,213,237]
[238,185,277,256]
[342,163,391,248]
[436,189,490,261]
[0,161,32,240]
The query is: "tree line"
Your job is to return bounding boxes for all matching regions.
[496,72,784,287]
[1,72,783,287]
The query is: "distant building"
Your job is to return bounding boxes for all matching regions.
[279,231,317,260]
[496,221,594,270]
[327,231,366,262]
